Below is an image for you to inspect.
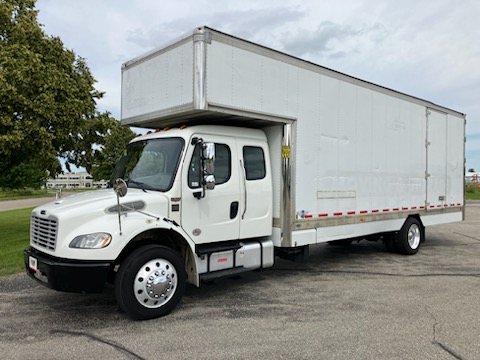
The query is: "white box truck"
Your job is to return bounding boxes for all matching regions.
[24,26,466,320]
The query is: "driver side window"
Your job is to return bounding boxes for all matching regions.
[188,143,231,188]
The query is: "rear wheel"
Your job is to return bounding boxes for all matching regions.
[115,245,186,320]
[396,217,423,255]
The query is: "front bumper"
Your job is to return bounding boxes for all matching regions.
[24,247,112,293]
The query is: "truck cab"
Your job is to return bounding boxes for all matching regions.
[25,125,275,319]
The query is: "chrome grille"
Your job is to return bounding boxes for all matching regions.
[31,215,58,251]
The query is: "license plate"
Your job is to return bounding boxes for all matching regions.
[29,256,38,271]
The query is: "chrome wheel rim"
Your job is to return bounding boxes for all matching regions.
[134,259,177,309]
[407,224,421,250]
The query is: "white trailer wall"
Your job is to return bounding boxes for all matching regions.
[205,38,464,229]
[122,41,194,123]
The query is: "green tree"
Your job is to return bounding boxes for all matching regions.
[0,161,46,188]
[0,0,111,188]
[89,114,136,181]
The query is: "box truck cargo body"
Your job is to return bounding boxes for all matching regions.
[25,27,465,319]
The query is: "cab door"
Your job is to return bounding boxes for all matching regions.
[181,135,240,244]
[237,140,273,239]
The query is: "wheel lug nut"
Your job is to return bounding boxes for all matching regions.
[155,271,159,276]
[161,270,165,275]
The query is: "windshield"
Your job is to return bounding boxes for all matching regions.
[110,137,184,192]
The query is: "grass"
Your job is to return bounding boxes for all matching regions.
[0,187,97,201]
[465,185,480,200]
[0,188,50,200]
[0,207,33,276]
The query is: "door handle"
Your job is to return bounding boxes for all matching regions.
[230,201,239,219]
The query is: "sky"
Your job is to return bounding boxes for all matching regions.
[35,0,479,171]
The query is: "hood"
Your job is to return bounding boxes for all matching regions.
[33,189,169,219]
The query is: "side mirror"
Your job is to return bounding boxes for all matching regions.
[204,174,215,190]
[202,142,215,175]
[192,140,216,199]
[113,178,128,197]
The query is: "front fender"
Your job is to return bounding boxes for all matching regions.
[115,216,201,287]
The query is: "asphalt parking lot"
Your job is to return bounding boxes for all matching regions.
[0,201,479,360]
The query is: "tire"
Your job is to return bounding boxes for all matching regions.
[396,217,424,255]
[115,245,186,320]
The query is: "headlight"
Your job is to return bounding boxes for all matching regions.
[69,233,112,249]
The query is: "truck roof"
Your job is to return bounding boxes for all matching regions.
[122,26,465,129]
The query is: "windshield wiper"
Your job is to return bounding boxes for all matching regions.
[128,180,148,193]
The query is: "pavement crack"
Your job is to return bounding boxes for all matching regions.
[271,268,480,278]
[50,329,146,360]
[425,307,465,360]
[453,232,480,242]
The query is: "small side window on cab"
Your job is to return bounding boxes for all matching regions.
[243,146,266,180]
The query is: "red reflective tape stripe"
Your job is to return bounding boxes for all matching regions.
[393,208,399,211]
[457,203,461,206]
[450,204,455,206]
[402,207,408,210]
[372,209,379,213]
[319,213,328,217]
[334,212,343,216]
[437,205,442,208]
[430,205,435,208]
[382,209,389,212]
[444,204,449,207]
[420,206,425,209]
[360,210,368,214]
[411,206,417,210]
[347,211,356,215]
[305,214,313,218]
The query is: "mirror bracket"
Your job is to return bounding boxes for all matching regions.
[113,178,128,235]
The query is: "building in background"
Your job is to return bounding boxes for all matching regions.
[46,172,108,189]
[466,171,479,186]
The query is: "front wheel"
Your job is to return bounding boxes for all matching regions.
[115,245,186,320]
[396,218,424,255]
